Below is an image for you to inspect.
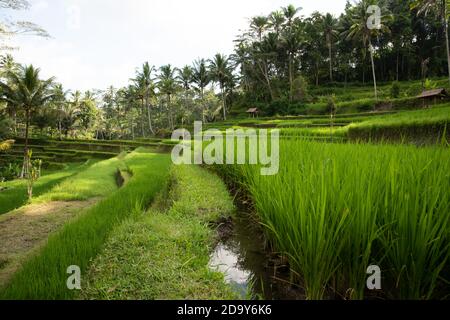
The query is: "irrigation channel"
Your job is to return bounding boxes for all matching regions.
[208,209,305,300]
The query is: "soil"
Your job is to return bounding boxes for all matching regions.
[0,198,99,288]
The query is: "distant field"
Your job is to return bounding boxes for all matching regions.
[206,104,450,144]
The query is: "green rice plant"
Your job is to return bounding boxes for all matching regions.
[216,140,450,299]
[82,165,238,300]
[34,155,126,202]
[0,150,171,299]
[0,162,88,215]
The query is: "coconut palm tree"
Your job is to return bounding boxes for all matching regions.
[177,65,193,120]
[250,16,269,41]
[0,65,54,177]
[192,59,210,123]
[282,4,302,28]
[0,54,20,134]
[177,65,193,91]
[269,10,286,35]
[52,83,69,139]
[321,13,339,82]
[209,54,232,120]
[412,0,450,85]
[158,64,178,130]
[133,62,155,135]
[346,0,390,101]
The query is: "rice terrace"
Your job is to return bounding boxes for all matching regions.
[0,0,450,307]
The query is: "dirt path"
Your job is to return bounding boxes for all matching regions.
[0,199,99,288]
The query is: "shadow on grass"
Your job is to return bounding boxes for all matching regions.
[0,173,78,216]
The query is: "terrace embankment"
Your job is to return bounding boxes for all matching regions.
[0,198,99,288]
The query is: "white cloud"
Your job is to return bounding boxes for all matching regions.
[7,0,347,91]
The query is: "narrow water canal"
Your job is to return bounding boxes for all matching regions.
[209,212,304,300]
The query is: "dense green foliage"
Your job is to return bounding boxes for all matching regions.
[215,140,450,299]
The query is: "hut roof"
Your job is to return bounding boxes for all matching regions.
[417,88,448,99]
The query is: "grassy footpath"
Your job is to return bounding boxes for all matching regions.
[82,165,239,300]
[0,150,171,299]
[0,162,91,215]
[215,140,450,300]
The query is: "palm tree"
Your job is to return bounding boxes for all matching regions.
[269,10,286,35]
[158,64,177,130]
[0,54,19,76]
[282,23,303,102]
[322,13,339,82]
[346,0,390,101]
[178,65,193,91]
[209,54,232,120]
[282,4,302,28]
[250,16,276,101]
[192,59,210,123]
[52,84,69,139]
[177,65,193,120]
[62,90,82,138]
[412,0,450,85]
[0,54,20,134]
[251,16,269,41]
[0,65,54,177]
[133,62,155,135]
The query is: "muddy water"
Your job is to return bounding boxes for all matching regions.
[209,212,304,300]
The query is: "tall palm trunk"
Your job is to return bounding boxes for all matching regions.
[21,107,30,178]
[289,54,293,102]
[221,86,227,120]
[145,91,154,135]
[168,94,174,130]
[369,42,378,102]
[130,114,135,140]
[13,110,17,136]
[396,51,400,82]
[328,36,333,82]
[445,14,450,86]
[141,98,146,137]
[201,88,206,123]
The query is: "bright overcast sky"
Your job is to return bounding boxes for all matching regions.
[4,0,348,91]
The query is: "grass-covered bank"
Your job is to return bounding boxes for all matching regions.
[214,140,450,300]
[0,150,171,300]
[0,162,90,215]
[82,165,239,300]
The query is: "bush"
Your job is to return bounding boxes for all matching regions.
[0,117,14,139]
[266,99,290,116]
[327,95,337,115]
[0,162,21,182]
[292,76,309,102]
[391,81,401,98]
[155,128,173,139]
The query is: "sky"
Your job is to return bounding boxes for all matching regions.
[3,0,348,91]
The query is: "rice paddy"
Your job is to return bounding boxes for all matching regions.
[0,150,171,299]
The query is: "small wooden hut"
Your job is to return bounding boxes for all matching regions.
[246,108,260,118]
[417,88,449,107]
